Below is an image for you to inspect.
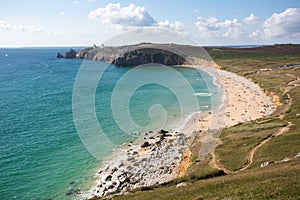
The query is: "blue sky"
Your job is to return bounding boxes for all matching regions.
[0,0,299,46]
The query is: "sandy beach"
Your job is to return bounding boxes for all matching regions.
[81,65,275,199]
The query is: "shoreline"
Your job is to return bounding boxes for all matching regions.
[80,65,275,199]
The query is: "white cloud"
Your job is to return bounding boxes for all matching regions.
[89,3,156,30]
[195,16,245,38]
[59,12,66,16]
[243,13,259,24]
[0,20,12,30]
[0,20,59,35]
[158,20,184,31]
[74,0,80,4]
[46,30,60,35]
[87,0,95,2]
[263,8,300,40]
[222,18,245,38]
[13,25,43,33]
[249,30,260,39]
[195,17,221,34]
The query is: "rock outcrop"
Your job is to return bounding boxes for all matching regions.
[56,52,64,58]
[64,48,77,59]
[57,48,77,59]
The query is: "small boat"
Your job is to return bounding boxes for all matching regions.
[5,53,8,57]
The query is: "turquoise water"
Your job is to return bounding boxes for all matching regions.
[0,48,219,199]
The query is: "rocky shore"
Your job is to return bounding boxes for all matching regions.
[83,129,194,198]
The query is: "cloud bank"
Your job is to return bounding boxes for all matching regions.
[195,17,245,38]
[89,3,185,32]
[0,20,59,35]
[243,13,259,24]
[263,8,300,40]
[89,3,156,30]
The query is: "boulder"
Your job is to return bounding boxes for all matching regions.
[56,52,64,58]
[176,182,187,188]
[141,141,151,148]
[105,175,112,181]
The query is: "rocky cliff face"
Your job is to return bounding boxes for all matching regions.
[64,48,77,59]
[112,48,186,66]
[57,48,77,59]
[57,44,189,66]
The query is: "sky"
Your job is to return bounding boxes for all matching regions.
[0,0,299,47]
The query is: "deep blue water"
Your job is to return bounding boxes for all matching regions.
[0,48,218,199]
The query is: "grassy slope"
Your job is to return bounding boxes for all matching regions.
[94,45,300,200]
[113,159,300,200]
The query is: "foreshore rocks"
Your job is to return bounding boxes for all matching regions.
[56,48,77,59]
[56,52,64,58]
[65,48,77,59]
[89,130,192,198]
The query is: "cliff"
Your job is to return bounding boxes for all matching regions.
[112,48,186,66]
[56,43,210,66]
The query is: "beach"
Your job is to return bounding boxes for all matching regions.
[82,65,275,199]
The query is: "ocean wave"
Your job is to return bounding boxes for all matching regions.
[194,92,213,97]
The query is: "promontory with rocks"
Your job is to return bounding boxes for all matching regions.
[57,43,213,66]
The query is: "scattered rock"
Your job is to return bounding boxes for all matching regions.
[260,161,274,167]
[141,142,151,148]
[69,181,76,186]
[176,182,187,188]
[105,175,112,181]
[90,129,191,199]
[65,189,80,196]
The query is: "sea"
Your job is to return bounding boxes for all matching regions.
[0,48,220,199]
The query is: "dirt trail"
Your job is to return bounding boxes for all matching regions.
[209,140,231,174]
[210,122,293,174]
[238,122,293,171]
[209,73,298,174]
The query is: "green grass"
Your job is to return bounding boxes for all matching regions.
[214,118,288,171]
[221,118,287,136]
[113,159,300,200]
[215,127,280,171]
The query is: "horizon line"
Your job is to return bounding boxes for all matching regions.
[0,43,298,48]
